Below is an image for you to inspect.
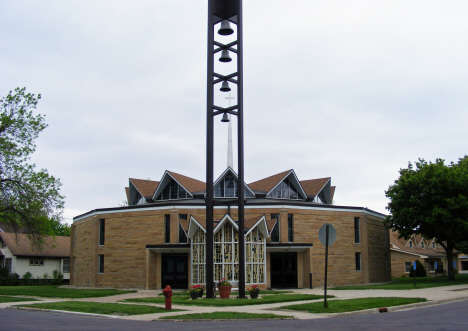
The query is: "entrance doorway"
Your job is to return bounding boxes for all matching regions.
[161,253,188,289]
[270,252,297,288]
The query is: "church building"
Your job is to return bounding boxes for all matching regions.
[70,168,391,289]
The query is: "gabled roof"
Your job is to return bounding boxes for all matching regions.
[187,214,270,238]
[213,167,255,198]
[330,186,336,201]
[389,231,456,258]
[129,178,159,197]
[0,233,70,258]
[152,171,205,201]
[167,171,206,193]
[300,177,330,196]
[248,170,292,193]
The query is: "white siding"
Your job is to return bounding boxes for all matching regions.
[15,257,69,280]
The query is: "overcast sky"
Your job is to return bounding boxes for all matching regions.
[2,1,467,223]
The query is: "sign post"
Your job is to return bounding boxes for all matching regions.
[435,261,437,284]
[319,223,337,308]
[413,261,417,288]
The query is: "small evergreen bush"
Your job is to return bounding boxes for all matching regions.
[409,260,427,277]
[52,270,64,285]
[23,272,33,285]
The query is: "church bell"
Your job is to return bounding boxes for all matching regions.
[218,20,234,36]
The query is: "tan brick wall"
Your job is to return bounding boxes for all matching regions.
[72,206,389,289]
[391,251,421,278]
[366,216,392,282]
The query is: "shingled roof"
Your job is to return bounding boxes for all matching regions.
[248,170,292,193]
[167,171,206,193]
[129,178,160,198]
[390,231,453,258]
[300,177,330,196]
[0,233,70,258]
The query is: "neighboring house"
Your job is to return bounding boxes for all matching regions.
[390,230,459,277]
[0,232,70,280]
[71,168,391,290]
[458,255,468,274]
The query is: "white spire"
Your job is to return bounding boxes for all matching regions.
[226,93,235,169]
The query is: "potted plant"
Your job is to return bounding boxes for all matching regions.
[190,285,203,299]
[217,278,232,299]
[248,285,260,299]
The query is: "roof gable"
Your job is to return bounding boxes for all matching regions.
[167,171,206,193]
[300,177,332,204]
[248,170,291,193]
[152,171,199,201]
[128,178,159,205]
[213,167,255,198]
[265,170,307,200]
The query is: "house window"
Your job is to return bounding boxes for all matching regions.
[354,217,360,243]
[62,258,70,273]
[405,262,411,273]
[99,219,105,246]
[29,258,44,266]
[355,252,361,271]
[287,214,293,242]
[5,258,12,272]
[408,240,413,248]
[165,214,170,244]
[421,241,425,248]
[428,261,435,272]
[98,254,104,273]
[270,214,279,243]
[432,242,435,248]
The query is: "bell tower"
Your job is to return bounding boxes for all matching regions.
[206,0,245,298]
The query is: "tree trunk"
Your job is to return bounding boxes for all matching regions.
[446,247,455,281]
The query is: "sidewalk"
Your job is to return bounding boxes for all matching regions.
[4,284,468,321]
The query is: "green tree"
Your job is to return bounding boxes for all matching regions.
[0,87,65,245]
[385,157,468,281]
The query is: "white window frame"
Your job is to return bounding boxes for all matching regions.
[404,261,412,273]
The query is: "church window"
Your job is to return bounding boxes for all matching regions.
[288,214,294,242]
[99,219,105,246]
[164,215,170,244]
[408,240,413,248]
[270,214,279,243]
[354,217,360,244]
[214,174,255,198]
[156,179,189,200]
[268,179,301,200]
[355,252,361,271]
[191,227,206,284]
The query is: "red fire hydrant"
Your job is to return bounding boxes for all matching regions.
[163,285,173,310]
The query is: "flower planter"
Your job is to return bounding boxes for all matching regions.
[250,291,259,299]
[190,292,199,300]
[218,285,232,299]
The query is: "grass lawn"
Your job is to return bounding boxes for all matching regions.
[19,301,184,316]
[333,274,468,290]
[160,311,293,320]
[0,296,38,303]
[0,286,135,298]
[124,294,329,307]
[280,297,427,314]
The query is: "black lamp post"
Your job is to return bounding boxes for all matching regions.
[206,0,245,299]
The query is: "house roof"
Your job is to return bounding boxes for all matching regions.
[300,177,330,196]
[0,233,70,258]
[248,170,292,193]
[129,178,159,198]
[389,231,455,258]
[167,171,206,193]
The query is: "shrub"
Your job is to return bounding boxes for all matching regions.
[0,267,20,286]
[409,260,427,277]
[23,272,33,285]
[52,269,64,285]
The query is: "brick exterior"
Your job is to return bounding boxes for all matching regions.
[71,206,391,289]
